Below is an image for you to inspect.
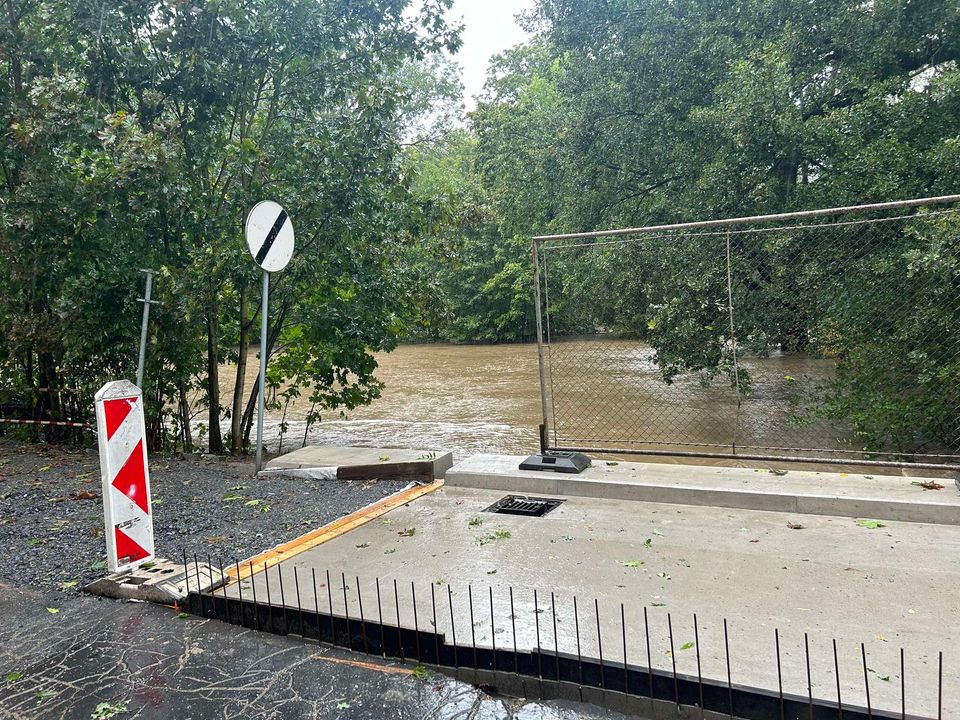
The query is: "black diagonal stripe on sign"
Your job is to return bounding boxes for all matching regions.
[255,209,288,266]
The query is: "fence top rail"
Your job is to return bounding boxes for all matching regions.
[531,193,960,243]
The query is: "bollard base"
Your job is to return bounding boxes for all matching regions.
[85,557,226,604]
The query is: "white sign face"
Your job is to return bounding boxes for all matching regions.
[245,201,294,272]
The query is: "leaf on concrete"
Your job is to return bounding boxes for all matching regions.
[856,519,885,529]
[679,642,694,651]
[91,700,130,719]
[618,560,644,568]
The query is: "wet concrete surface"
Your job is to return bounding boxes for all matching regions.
[231,485,960,718]
[0,584,637,720]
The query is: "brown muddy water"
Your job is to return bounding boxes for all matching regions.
[218,339,838,462]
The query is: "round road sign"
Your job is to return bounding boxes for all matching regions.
[245,201,294,272]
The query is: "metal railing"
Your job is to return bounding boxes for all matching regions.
[183,552,949,720]
[531,195,960,470]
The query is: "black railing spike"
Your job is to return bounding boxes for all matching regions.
[468,584,477,670]
[325,569,334,645]
[900,647,905,720]
[295,566,304,639]
[534,589,542,680]
[411,581,421,663]
[431,583,440,665]
[358,576,368,655]
[447,584,459,671]
[510,586,518,675]
[341,572,350,650]
[938,650,943,720]
[595,598,605,691]
[376,577,385,656]
[724,618,733,719]
[217,557,229,624]
[193,554,202,616]
[234,559,243,627]
[552,592,560,683]
[644,606,653,698]
[182,550,190,598]
[668,612,678,708]
[278,563,287,632]
[694,614,704,718]
[249,562,259,632]
[833,638,842,720]
[620,603,627,695]
[489,587,497,673]
[776,629,785,720]
[311,569,320,643]
[574,596,583,698]
[264,563,273,634]
[861,643,872,719]
[393,578,403,663]
[805,632,814,720]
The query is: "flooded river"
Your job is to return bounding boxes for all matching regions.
[222,339,839,462]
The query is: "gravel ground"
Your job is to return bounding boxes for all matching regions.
[0,439,408,593]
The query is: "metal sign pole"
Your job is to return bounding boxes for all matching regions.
[136,269,156,389]
[256,269,269,472]
[244,199,293,473]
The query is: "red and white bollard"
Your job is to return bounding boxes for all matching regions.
[95,380,155,572]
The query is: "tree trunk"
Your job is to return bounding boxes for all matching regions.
[206,300,224,453]
[230,284,249,454]
[178,380,192,453]
[240,299,287,446]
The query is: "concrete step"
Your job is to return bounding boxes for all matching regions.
[446,454,960,525]
[262,445,453,482]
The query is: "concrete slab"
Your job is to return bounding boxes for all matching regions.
[226,485,960,718]
[263,445,453,482]
[447,454,960,525]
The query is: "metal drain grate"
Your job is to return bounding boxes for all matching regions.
[484,495,564,517]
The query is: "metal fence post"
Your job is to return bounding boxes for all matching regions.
[136,268,158,389]
[532,238,549,452]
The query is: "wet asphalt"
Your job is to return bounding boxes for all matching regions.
[0,441,634,719]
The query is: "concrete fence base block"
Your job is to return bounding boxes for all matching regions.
[85,557,226,604]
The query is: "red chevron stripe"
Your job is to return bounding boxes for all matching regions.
[103,397,135,440]
[115,526,150,564]
[111,439,149,514]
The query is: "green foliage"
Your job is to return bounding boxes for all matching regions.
[419,0,960,456]
[1,0,460,450]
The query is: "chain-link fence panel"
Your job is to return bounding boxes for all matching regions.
[534,197,960,469]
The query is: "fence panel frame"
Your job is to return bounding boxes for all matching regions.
[531,194,960,471]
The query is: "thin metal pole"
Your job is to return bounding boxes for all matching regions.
[136,269,155,388]
[255,269,269,472]
[725,232,742,454]
[531,239,549,450]
[532,193,960,242]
